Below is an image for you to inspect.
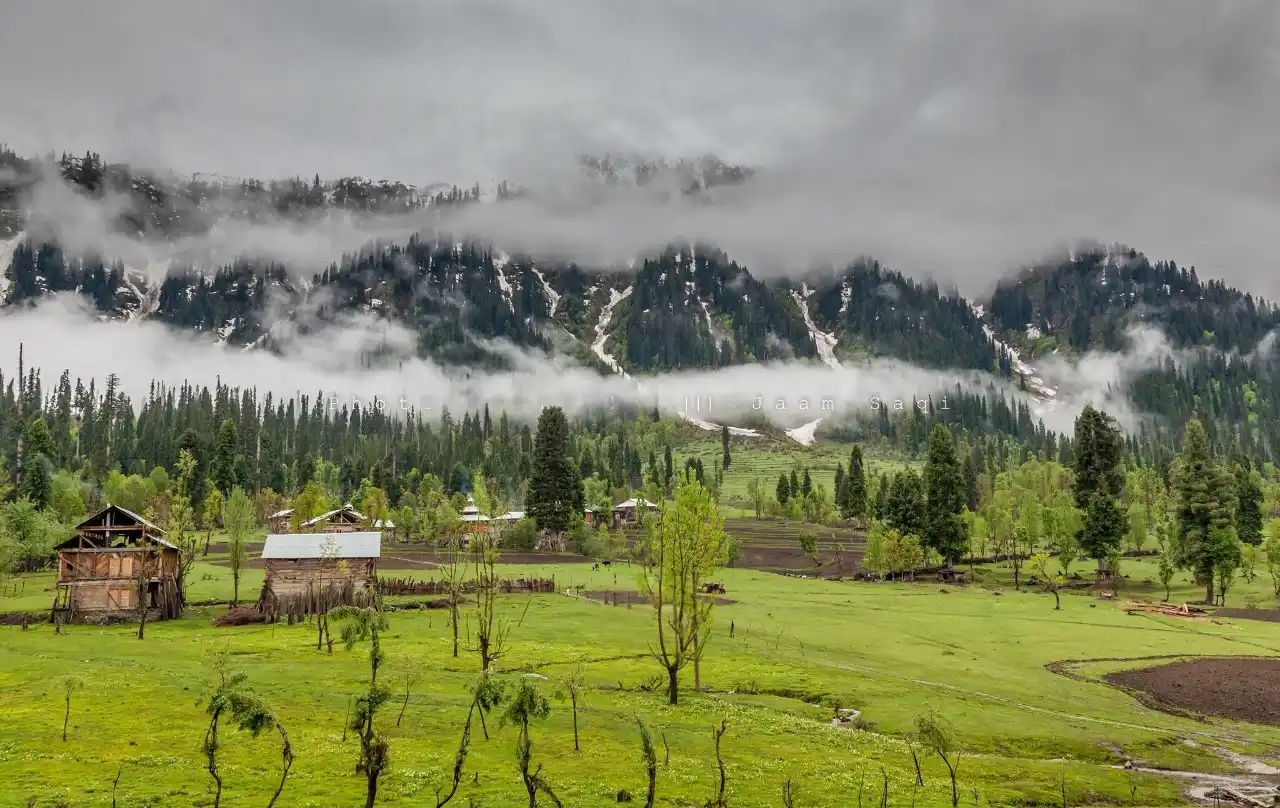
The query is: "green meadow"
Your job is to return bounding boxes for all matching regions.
[3,555,1280,807]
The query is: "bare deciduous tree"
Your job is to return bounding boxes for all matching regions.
[61,675,82,741]
[636,717,657,808]
[708,719,728,808]
[333,604,392,808]
[434,504,467,658]
[915,711,962,808]
[640,480,729,704]
[469,532,512,672]
[503,678,561,808]
[396,664,423,728]
[554,664,588,752]
[198,652,289,808]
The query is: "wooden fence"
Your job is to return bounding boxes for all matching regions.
[376,577,556,597]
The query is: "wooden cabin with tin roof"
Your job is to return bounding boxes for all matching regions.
[258,530,381,612]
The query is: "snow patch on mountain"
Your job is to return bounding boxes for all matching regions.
[532,268,560,315]
[786,418,823,446]
[215,319,238,346]
[791,285,841,369]
[679,411,762,437]
[971,303,1058,418]
[493,255,514,312]
[592,285,633,378]
[0,231,23,302]
[120,259,168,323]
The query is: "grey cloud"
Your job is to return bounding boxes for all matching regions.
[1,0,1277,295]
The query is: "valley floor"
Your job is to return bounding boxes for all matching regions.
[3,561,1280,807]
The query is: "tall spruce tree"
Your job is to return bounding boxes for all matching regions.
[789,469,800,501]
[212,418,240,495]
[886,469,926,538]
[1071,406,1126,575]
[873,471,890,521]
[776,473,790,506]
[527,407,583,535]
[844,446,867,521]
[924,424,967,564]
[962,451,981,512]
[1173,419,1240,604]
[1234,463,1264,546]
[801,468,812,498]
[721,425,731,470]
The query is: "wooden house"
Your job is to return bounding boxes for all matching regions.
[460,496,490,539]
[52,504,181,623]
[258,531,381,606]
[299,503,367,533]
[267,508,294,532]
[611,497,661,528]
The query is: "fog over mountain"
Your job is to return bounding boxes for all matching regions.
[3,0,1278,295]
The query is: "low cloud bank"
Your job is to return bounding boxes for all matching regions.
[0,298,1203,437]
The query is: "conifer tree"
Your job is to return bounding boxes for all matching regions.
[212,418,240,495]
[527,406,582,535]
[1071,406,1126,575]
[1173,419,1241,604]
[1235,463,1264,546]
[886,469,926,538]
[801,468,812,498]
[843,447,867,521]
[721,425,731,470]
[924,425,967,564]
[789,469,800,501]
[776,473,790,506]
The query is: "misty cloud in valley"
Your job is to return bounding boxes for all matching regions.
[0,297,1188,438]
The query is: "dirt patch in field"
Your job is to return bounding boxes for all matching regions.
[1213,608,1280,624]
[579,590,736,606]
[1104,658,1280,726]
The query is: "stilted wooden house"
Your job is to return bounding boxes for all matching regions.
[52,504,181,623]
[299,504,367,533]
[258,531,381,617]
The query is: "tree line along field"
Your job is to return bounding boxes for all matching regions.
[5,551,1280,807]
[672,435,916,514]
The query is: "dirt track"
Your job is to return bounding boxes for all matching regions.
[1105,658,1280,726]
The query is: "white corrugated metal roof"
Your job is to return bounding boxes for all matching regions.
[261,532,382,559]
[615,498,659,509]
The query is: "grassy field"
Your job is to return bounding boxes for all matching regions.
[4,552,1280,807]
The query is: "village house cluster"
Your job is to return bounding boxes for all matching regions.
[52,495,664,624]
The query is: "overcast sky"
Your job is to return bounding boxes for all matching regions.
[2,0,1279,295]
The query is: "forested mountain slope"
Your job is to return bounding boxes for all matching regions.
[988,246,1280,357]
[2,147,1279,463]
